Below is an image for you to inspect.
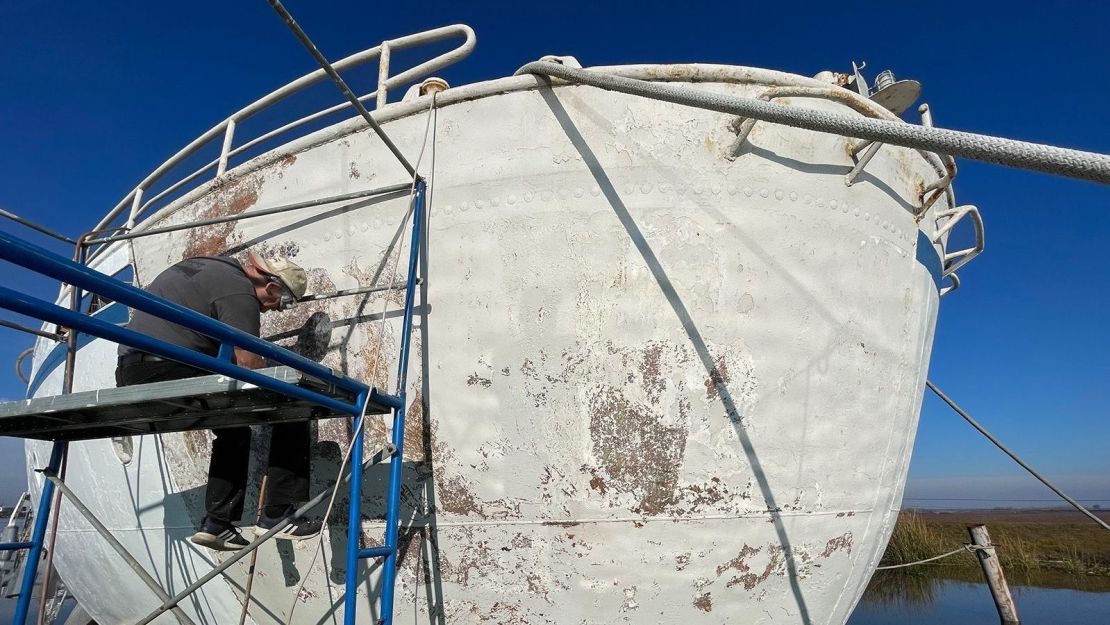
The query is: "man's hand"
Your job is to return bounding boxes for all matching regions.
[233,347,266,370]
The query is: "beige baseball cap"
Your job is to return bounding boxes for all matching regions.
[247,251,308,300]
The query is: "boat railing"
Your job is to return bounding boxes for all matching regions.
[90,24,474,239]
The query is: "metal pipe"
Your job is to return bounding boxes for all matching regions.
[34,451,67,625]
[519,61,1110,184]
[0,320,61,341]
[0,231,366,395]
[0,209,76,245]
[43,473,197,625]
[6,493,30,527]
[35,240,89,625]
[358,545,393,559]
[85,183,411,245]
[217,119,237,177]
[379,179,426,625]
[266,0,416,177]
[343,395,369,625]
[126,188,144,229]
[102,25,472,230]
[133,444,396,625]
[377,43,391,109]
[968,525,1021,625]
[844,141,883,186]
[236,475,267,625]
[927,380,1110,532]
[0,543,33,552]
[297,279,418,303]
[12,442,65,625]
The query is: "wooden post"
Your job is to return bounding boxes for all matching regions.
[968,524,1020,625]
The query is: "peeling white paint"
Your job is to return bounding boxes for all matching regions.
[23,65,951,625]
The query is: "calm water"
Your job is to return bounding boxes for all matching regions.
[849,576,1109,625]
[2,574,1106,624]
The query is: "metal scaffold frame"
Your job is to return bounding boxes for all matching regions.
[0,178,428,625]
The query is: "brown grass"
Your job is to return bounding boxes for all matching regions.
[880,509,1110,577]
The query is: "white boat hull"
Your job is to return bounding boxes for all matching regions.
[25,65,949,625]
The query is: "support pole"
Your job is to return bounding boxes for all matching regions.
[343,394,369,625]
[12,443,65,625]
[379,178,426,625]
[968,525,1020,625]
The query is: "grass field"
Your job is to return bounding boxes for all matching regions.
[878,509,1110,590]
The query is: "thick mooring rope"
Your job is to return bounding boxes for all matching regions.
[517,61,1110,184]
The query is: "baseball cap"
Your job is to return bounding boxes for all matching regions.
[247,251,308,300]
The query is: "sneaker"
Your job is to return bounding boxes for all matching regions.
[254,508,322,541]
[190,519,250,551]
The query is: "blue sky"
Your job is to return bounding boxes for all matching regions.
[0,1,1107,507]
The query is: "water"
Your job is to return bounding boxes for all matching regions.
[3,569,1106,624]
[849,574,1109,625]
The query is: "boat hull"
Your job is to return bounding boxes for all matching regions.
[26,66,947,625]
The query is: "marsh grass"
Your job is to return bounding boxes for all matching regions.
[879,510,1110,578]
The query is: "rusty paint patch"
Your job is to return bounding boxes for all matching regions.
[640,342,666,404]
[705,355,730,400]
[349,162,361,179]
[819,532,853,558]
[437,475,480,516]
[716,544,784,590]
[182,430,209,457]
[588,474,608,494]
[693,592,713,612]
[676,553,690,571]
[540,520,580,528]
[181,176,261,259]
[467,373,492,388]
[585,385,687,515]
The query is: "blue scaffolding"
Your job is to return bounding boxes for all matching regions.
[0,179,426,625]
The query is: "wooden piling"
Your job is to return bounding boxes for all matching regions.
[968,524,1020,625]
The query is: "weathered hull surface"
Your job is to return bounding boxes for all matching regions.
[26,66,948,625]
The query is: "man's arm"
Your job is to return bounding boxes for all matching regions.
[212,293,264,369]
[233,347,266,370]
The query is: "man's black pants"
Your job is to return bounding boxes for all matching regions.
[116,359,310,525]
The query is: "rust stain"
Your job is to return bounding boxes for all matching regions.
[588,474,608,494]
[280,154,297,167]
[693,592,713,612]
[466,373,492,388]
[182,430,209,457]
[819,532,854,558]
[437,475,481,516]
[349,162,361,179]
[716,544,784,590]
[704,355,730,400]
[540,520,580,528]
[640,342,666,404]
[586,385,687,515]
[181,176,262,259]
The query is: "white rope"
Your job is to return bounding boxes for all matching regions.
[875,544,978,570]
[285,94,439,624]
[517,61,1110,184]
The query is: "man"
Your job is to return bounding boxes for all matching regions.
[115,252,321,550]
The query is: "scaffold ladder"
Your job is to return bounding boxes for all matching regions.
[0,178,427,625]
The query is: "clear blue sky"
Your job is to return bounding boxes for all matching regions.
[0,0,1106,507]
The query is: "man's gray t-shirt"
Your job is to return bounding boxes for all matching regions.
[119,256,261,357]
